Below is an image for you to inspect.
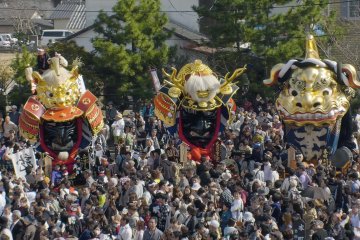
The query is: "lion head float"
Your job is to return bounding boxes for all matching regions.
[264,35,359,164]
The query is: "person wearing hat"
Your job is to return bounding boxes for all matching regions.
[208,219,221,239]
[9,106,20,126]
[36,48,50,74]
[243,211,255,224]
[112,112,125,145]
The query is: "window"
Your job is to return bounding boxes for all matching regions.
[42,31,64,37]
[349,0,360,18]
[341,0,360,19]
[65,31,73,37]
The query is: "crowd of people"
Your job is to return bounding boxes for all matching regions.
[0,95,359,240]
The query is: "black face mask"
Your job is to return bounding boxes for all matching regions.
[181,109,217,148]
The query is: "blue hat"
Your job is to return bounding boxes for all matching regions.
[253,143,261,149]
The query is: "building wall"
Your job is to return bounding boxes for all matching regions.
[53,19,69,29]
[85,0,118,27]
[166,36,207,63]
[327,0,360,70]
[161,0,199,32]
[0,26,14,34]
[71,28,96,51]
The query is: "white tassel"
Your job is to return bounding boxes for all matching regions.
[58,151,69,161]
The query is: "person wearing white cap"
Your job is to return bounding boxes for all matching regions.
[208,219,221,239]
[36,48,50,73]
[111,112,125,145]
[243,211,255,225]
[191,182,201,192]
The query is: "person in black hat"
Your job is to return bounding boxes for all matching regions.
[106,102,117,126]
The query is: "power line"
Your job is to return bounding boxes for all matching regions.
[0,0,357,13]
[68,32,360,40]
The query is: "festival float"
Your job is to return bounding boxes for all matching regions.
[264,35,359,169]
[154,60,246,163]
[19,54,104,169]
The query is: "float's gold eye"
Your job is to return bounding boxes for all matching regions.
[322,88,332,96]
[46,91,53,98]
[288,88,299,97]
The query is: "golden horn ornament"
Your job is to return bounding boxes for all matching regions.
[305,35,320,59]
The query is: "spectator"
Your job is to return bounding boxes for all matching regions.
[143,217,163,240]
[3,116,17,140]
[8,106,20,127]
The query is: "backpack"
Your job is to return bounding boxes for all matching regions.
[290,190,304,208]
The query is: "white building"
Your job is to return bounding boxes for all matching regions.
[64,0,209,61]
[161,0,200,33]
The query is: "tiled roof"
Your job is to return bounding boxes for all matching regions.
[49,0,84,20]
[64,19,208,45]
[66,3,86,29]
[164,21,208,44]
[0,6,39,20]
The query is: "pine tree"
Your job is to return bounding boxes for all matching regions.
[11,46,36,85]
[92,0,171,103]
[194,0,335,99]
[9,47,36,106]
[195,0,334,69]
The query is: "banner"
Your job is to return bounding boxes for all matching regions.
[288,146,296,168]
[11,148,37,180]
[212,139,222,163]
[150,69,161,93]
[77,75,86,93]
[179,142,189,164]
[44,155,53,178]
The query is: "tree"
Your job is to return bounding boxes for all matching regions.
[194,0,335,94]
[0,64,15,113]
[92,0,171,104]
[10,47,36,106]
